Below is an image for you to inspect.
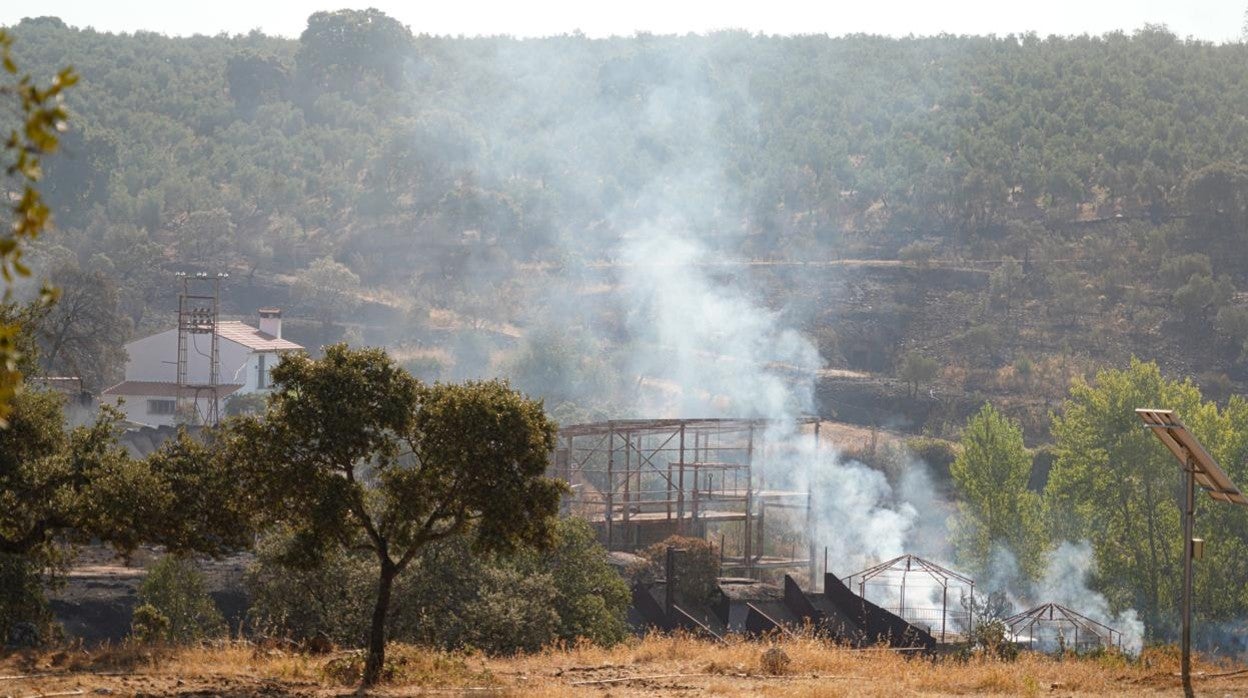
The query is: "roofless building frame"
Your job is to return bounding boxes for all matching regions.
[552,418,820,579]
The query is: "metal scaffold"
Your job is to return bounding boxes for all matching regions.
[551,417,821,580]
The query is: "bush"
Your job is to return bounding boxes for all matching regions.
[899,240,936,266]
[133,555,226,644]
[245,517,629,653]
[130,603,171,644]
[905,437,958,485]
[642,535,720,605]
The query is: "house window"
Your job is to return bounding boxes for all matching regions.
[147,399,176,415]
[257,353,267,389]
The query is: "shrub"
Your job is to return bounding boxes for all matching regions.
[905,437,958,485]
[133,555,226,644]
[245,517,629,653]
[130,603,171,644]
[642,535,720,605]
[899,240,936,266]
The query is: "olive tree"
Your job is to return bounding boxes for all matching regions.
[227,344,565,685]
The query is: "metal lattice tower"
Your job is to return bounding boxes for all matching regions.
[175,272,227,426]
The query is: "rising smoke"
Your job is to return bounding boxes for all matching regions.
[436,35,1145,651]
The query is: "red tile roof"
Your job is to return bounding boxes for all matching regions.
[214,321,302,352]
[101,381,243,398]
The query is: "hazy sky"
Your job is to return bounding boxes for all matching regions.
[1,0,1244,42]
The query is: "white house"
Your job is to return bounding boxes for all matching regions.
[101,308,303,426]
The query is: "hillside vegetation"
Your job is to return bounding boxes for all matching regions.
[5,15,1248,419]
[10,12,1248,659]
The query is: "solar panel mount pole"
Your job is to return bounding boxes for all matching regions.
[1181,450,1195,696]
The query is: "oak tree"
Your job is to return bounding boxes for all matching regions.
[227,344,564,685]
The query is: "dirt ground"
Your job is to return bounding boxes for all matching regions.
[3,635,1247,697]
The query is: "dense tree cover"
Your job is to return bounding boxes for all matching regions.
[1048,359,1248,636]
[223,344,564,685]
[4,19,1248,340]
[955,360,1248,641]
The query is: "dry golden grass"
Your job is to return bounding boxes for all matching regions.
[1,635,1244,696]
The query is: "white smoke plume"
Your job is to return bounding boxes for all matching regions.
[1035,541,1144,654]
[436,38,1154,650]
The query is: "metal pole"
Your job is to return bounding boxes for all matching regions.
[677,425,686,533]
[665,545,676,620]
[606,428,615,549]
[745,427,754,575]
[1182,453,1196,694]
[941,583,948,643]
[969,582,975,636]
[623,431,631,528]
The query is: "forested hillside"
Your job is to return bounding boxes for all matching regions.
[7,13,1248,433]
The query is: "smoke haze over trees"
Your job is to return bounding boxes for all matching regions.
[9,9,1248,654]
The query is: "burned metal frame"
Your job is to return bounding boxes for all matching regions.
[843,554,975,643]
[552,417,820,579]
[1004,602,1122,653]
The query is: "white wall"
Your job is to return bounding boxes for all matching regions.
[101,393,221,428]
[240,352,282,393]
[122,330,250,386]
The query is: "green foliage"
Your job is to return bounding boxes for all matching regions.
[1047,359,1207,632]
[1045,361,1248,634]
[1158,253,1212,290]
[961,590,1018,661]
[897,351,940,397]
[956,324,1001,364]
[1046,271,1089,325]
[1214,305,1248,358]
[293,256,360,334]
[223,392,268,416]
[295,9,413,92]
[0,553,53,646]
[642,535,720,605]
[245,518,628,653]
[0,390,148,559]
[504,325,617,408]
[950,404,1048,580]
[1172,272,1235,323]
[129,603,170,644]
[139,430,261,557]
[227,344,564,683]
[905,436,958,484]
[133,555,225,644]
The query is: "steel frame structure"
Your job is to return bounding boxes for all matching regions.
[843,554,975,643]
[552,417,820,579]
[1004,602,1122,653]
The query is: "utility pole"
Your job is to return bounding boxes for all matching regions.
[175,272,227,426]
[1181,452,1195,695]
[1137,408,1247,697]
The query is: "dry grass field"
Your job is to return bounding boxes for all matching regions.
[2,635,1247,697]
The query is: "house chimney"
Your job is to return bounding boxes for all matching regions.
[258,307,282,338]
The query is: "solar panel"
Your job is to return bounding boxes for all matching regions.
[1136,409,1248,506]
